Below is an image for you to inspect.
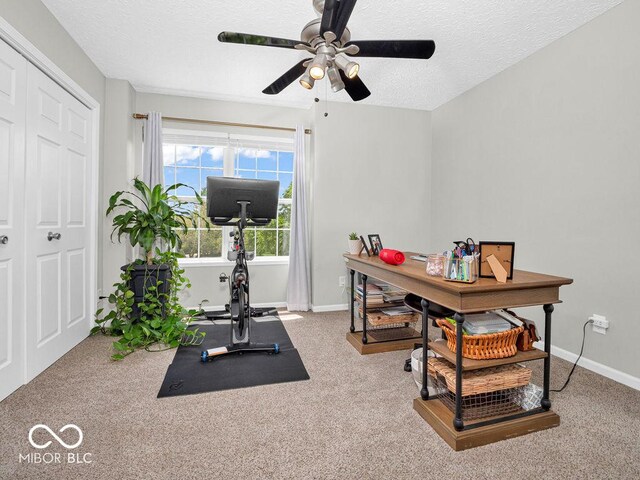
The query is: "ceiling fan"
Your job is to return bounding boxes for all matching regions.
[218,0,436,102]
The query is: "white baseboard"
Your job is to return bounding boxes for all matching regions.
[535,341,640,391]
[311,304,349,313]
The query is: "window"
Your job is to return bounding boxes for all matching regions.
[163,134,293,261]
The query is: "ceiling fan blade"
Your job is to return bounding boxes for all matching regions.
[333,0,358,42]
[218,31,307,49]
[262,59,311,95]
[320,0,339,36]
[339,70,370,102]
[346,40,436,59]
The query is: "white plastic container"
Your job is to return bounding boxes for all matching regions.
[411,347,438,396]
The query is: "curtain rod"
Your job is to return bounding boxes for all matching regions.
[132,113,311,135]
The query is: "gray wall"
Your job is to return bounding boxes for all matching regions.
[133,93,432,310]
[430,1,640,377]
[311,101,432,308]
[102,79,136,291]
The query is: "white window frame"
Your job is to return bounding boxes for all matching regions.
[163,129,293,266]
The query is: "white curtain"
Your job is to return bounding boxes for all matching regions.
[286,126,311,311]
[142,112,164,187]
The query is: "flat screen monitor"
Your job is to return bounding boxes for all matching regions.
[206,176,280,226]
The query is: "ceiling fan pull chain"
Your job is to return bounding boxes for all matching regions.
[324,77,329,117]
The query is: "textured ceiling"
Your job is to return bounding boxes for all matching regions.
[41,0,623,111]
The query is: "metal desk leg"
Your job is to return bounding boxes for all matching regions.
[362,274,368,344]
[420,298,430,400]
[541,304,554,411]
[453,312,465,431]
[349,269,355,333]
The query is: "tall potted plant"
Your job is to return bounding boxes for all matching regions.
[93,178,208,360]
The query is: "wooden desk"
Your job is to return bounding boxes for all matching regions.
[343,252,573,450]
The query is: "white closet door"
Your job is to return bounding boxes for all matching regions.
[0,40,26,401]
[24,64,93,381]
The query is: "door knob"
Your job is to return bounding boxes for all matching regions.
[47,232,62,241]
[0,235,7,245]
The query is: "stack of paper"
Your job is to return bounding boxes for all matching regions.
[462,312,513,335]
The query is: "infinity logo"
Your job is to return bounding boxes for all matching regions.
[28,424,83,450]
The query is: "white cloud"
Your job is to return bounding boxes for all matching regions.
[175,145,200,164]
[203,146,224,161]
[239,148,272,159]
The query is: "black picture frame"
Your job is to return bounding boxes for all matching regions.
[479,241,515,279]
[368,234,383,256]
[359,235,371,256]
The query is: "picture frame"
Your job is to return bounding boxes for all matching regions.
[368,234,383,256]
[359,235,371,256]
[479,242,515,279]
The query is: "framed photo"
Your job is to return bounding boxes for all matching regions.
[479,241,515,279]
[368,234,383,256]
[359,235,371,256]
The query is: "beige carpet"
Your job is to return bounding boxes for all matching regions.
[0,311,638,479]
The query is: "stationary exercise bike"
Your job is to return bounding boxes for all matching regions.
[200,177,281,361]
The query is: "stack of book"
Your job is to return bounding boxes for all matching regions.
[355,281,418,327]
[355,283,385,306]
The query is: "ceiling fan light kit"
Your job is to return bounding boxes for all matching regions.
[218,0,436,102]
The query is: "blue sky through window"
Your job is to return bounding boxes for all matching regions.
[164,142,293,258]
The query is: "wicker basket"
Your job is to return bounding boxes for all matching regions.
[436,318,523,360]
[427,357,531,396]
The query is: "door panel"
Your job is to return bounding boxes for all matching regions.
[0,118,12,225]
[0,40,26,402]
[67,248,85,327]
[36,253,61,345]
[66,149,86,226]
[0,260,12,369]
[36,136,62,226]
[25,64,93,381]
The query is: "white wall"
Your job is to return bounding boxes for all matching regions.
[311,101,432,308]
[430,1,640,378]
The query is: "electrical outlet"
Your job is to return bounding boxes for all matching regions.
[338,276,346,287]
[589,314,609,335]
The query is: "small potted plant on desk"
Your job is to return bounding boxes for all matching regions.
[348,232,363,254]
[93,178,208,360]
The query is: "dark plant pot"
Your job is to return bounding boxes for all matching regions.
[121,263,172,321]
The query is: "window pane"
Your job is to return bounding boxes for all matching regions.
[200,229,222,257]
[257,150,277,171]
[278,203,291,228]
[256,229,277,256]
[278,230,290,256]
[279,152,293,172]
[164,166,175,187]
[176,145,200,167]
[201,169,223,197]
[177,202,199,228]
[237,149,256,170]
[176,167,200,196]
[257,170,277,181]
[278,172,293,198]
[163,144,175,166]
[236,170,256,179]
[177,230,198,258]
[244,228,256,253]
[201,147,224,168]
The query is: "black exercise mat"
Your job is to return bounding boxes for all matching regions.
[157,316,309,397]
